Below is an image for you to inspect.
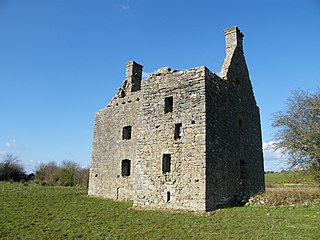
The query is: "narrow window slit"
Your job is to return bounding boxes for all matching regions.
[174,123,182,140]
[162,154,171,173]
[238,119,243,136]
[167,191,171,202]
[240,159,248,179]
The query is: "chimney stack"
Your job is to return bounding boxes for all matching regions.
[220,26,245,79]
[224,26,244,54]
[125,61,143,92]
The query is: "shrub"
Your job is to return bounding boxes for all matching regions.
[74,167,90,187]
[59,160,80,186]
[274,178,314,184]
[247,188,320,207]
[35,161,61,186]
[34,160,89,187]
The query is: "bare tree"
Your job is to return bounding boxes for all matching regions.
[0,153,26,181]
[272,90,320,181]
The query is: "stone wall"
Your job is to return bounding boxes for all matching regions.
[134,67,207,211]
[204,27,265,210]
[88,88,142,200]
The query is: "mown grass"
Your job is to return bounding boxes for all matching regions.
[1,182,319,240]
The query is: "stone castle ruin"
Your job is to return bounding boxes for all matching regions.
[88,26,265,211]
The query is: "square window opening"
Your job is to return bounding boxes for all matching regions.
[122,126,132,140]
[121,159,131,177]
[162,154,171,174]
[164,97,173,113]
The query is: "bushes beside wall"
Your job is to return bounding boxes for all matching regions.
[34,160,89,187]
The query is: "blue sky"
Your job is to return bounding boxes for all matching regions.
[0,0,319,173]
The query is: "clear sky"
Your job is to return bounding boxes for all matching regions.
[0,0,319,173]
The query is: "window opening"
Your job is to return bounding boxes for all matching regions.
[167,191,171,202]
[164,96,173,113]
[121,159,131,177]
[174,123,182,140]
[122,126,132,140]
[240,159,248,179]
[162,154,171,173]
[238,119,243,136]
[236,78,241,87]
[120,89,126,98]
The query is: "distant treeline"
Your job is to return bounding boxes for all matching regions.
[0,153,89,187]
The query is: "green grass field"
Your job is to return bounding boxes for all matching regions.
[265,171,318,186]
[1,182,319,240]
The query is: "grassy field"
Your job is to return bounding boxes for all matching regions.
[265,171,318,186]
[0,182,319,240]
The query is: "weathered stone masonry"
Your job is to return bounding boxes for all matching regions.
[88,26,265,211]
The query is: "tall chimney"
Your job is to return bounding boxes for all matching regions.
[224,26,244,53]
[220,26,244,79]
[125,61,143,92]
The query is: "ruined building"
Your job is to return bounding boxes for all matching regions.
[88,26,265,211]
